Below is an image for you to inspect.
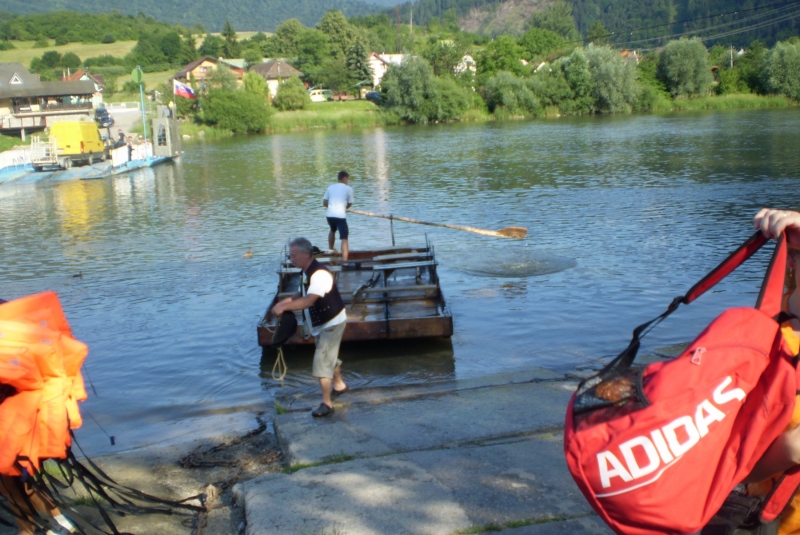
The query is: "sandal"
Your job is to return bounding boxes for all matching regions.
[312,403,335,417]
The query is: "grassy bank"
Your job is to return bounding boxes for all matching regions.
[178,122,235,139]
[171,92,795,139]
[266,100,393,132]
[0,134,28,151]
[653,93,794,112]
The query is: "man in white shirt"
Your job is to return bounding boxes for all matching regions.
[323,171,354,263]
[271,237,349,417]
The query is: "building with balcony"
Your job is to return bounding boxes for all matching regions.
[0,63,95,138]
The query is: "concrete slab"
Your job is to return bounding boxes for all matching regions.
[404,434,593,526]
[275,381,575,466]
[243,434,597,535]
[243,456,472,535]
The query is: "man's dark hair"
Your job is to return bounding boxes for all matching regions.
[337,171,349,181]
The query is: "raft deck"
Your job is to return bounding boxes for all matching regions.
[257,241,453,346]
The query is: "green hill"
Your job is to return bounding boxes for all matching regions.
[0,0,382,32]
[401,0,800,45]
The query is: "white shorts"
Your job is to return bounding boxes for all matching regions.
[312,321,346,379]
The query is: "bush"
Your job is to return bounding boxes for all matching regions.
[40,51,62,69]
[122,80,143,93]
[657,38,713,97]
[200,89,272,133]
[0,41,15,51]
[761,41,800,100]
[273,76,311,111]
[558,48,594,113]
[519,27,565,60]
[635,84,670,112]
[381,57,441,123]
[33,39,49,48]
[478,36,528,78]
[242,71,270,101]
[61,52,81,70]
[482,71,540,116]
[54,35,68,46]
[528,67,572,108]
[101,34,116,44]
[584,44,639,113]
[432,76,471,121]
[717,67,749,95]
[738,41,768,94]
[637,54,668,94]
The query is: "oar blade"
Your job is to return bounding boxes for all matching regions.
[497,227,528,239]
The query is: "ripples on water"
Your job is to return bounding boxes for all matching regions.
[1,109,799,453]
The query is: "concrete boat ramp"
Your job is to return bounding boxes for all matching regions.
[241,369,613,535]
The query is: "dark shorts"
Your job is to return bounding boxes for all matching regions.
[327,217,349,239]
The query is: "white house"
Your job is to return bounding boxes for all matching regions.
[367,53,405,88]
[249,60,304,100]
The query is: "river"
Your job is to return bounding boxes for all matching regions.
[1,107,799,455]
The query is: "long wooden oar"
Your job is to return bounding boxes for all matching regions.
[350,209,527,239]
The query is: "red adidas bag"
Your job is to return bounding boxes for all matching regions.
[564,232,800,535]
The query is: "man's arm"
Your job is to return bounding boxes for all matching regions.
[272,293,319,316]
[323,199,329,207]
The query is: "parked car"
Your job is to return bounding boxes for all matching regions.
[308,88,333,102]
[365,91,384,104]
[94,107,114,127]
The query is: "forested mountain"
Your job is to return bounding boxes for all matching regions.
[401,0,800,45]
[571,0,800,47]
[0,0,383,32]
[2,0,797,43]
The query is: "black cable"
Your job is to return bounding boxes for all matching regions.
[603,0,800,38]
[550,0,800,47]
[605,3,800,48]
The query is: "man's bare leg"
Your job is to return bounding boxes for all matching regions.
[319,377,333,408]
[328,231,335,251]
[333,364,347,392]
[341,239,349,263]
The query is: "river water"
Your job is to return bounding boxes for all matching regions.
[2,108,799,455]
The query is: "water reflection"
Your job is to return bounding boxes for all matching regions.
[260,338,456,402]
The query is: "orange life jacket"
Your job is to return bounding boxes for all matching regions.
[0,292,87,477]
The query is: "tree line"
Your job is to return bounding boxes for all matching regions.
[0,0,379,34]
[14,4,800,134]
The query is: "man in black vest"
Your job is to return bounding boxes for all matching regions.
[271,237,349,417]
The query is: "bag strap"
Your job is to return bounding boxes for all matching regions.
[600,231,784,374]
[756,233,788,317]
[761,465,800,522]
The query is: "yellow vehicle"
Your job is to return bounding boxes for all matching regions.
[32,121,107,171]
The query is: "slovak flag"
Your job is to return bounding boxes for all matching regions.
[173,79,196,99]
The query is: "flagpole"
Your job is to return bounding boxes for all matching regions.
[136,66,149,163]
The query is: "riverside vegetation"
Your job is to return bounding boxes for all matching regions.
[0,5,798,139]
